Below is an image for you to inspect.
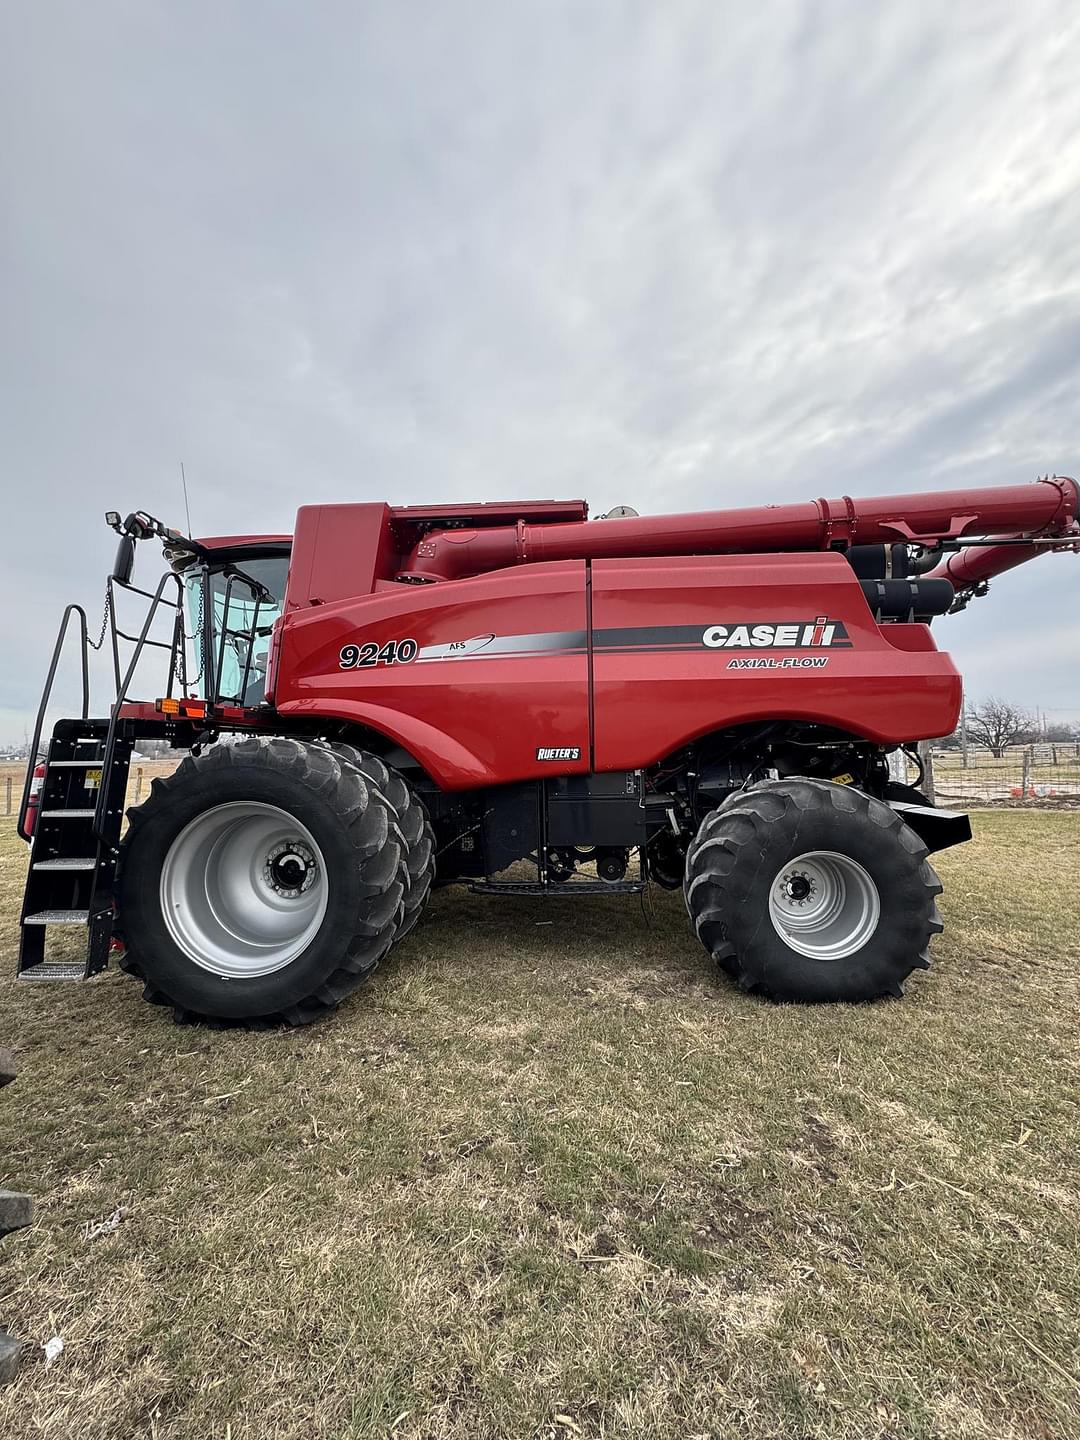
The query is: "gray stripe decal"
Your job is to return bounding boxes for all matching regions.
[411,622,852,663]
[416,630,587,662]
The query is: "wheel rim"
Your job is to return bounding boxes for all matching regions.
[160,802,328,978]
[767,850,880,961]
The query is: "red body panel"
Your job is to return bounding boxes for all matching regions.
[271,552,962,789]
[288,503,398,607]
[274,561,591,788]
[590,556,960,770]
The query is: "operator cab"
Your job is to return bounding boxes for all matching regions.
[168,538,291,707]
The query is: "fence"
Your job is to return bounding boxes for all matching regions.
[930,742,1080,807]
[1,762,179,822]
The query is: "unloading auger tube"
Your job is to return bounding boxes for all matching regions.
[397,474,1079,581]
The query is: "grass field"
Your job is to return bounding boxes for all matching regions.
[1,811,1078,1439]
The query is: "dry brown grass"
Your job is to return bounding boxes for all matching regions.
[1,811,1078,1439]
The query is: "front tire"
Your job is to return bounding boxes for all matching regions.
[684,779,943,1002]
[323,743,435,939]
[119,737,405,1025]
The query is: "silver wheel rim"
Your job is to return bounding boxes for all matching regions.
[160,802,328,978]
[768,850,880,961]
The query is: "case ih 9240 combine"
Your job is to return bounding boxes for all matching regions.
[16,475,1079,1025]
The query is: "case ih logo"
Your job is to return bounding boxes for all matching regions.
[536,747,581,761]
[702,617,851,650]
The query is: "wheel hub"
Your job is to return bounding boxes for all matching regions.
[781,871,816,905]
[160,802,329,979]
[768,850,880,961]
[265,841,317,897]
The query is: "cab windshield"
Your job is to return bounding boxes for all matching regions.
[184,553,290,705]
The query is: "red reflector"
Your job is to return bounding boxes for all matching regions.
[181,701,207,719]
[25,762,46,838]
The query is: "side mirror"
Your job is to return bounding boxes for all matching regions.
[112,534,136,585]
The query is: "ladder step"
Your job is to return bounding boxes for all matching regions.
[47,759,104,768]
[39,808,96,819]
[19,962,90,982]
[23,909,90,926]
[32,858,97,872]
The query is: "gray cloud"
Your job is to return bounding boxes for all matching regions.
[2,0,1079,739]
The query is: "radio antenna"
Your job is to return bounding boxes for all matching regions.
[179,461,193,538]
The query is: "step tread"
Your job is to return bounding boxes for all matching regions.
[19,962,89,981]
[39,808,96,818]
[23,909,90,925]
[47,758,104,767]
[32,858,97,871]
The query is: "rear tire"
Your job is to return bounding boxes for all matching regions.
[119,737,405,1026]
[323,743,435,939]
[684,778,943,1002]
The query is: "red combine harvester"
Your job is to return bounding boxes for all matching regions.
[16,476,1079,1025]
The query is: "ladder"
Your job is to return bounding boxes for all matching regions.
[17,719,132,981]
[15,551,270,983]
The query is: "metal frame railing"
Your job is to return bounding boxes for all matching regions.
[207,569,270,706]
[17,572,189,844]
[19,557,277,844]
[17,605,93,842]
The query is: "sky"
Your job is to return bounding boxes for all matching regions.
[2,1,1079,745]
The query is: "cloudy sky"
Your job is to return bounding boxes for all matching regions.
[2,1,1079,744]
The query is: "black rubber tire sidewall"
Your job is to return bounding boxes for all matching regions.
[686,780,939,1002]
[324,742,435,938]
[120,744,397,1020]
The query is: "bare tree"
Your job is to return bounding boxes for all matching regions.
[965,696,1035,758]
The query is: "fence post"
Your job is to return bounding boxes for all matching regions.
[1021,748,1031,797]
[134,767,143,805]
[4,776,10,817]
[918,741,936,805]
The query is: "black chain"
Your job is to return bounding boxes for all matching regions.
[84,577,209,697]
[86,585,112,651]
[184,583,206,688]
